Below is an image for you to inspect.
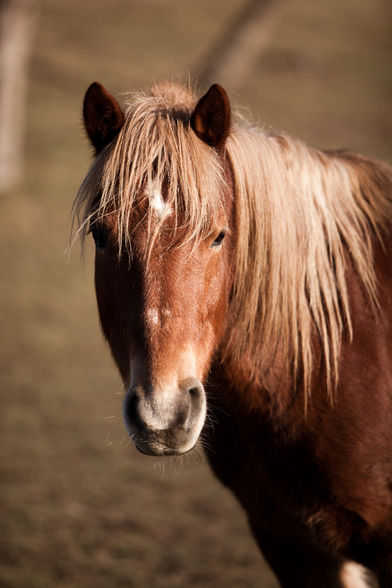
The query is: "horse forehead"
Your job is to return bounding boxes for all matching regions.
[144,181,172,220]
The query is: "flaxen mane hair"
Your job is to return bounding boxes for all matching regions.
[75,83,225,256]
[73,82,392,399]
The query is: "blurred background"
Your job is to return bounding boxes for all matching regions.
[0,0,391,586]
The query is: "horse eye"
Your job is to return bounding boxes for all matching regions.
[91,224,107,249]
[211,230,226,248]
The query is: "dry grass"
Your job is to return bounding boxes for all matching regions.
[0,0,391,586]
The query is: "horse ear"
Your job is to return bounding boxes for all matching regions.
[191,84,231,149]
[83,82,124,153]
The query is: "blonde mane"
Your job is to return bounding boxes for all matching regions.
[74,83,225,256]
[73,82,392,399]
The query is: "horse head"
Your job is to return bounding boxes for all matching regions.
[82,82,234,456]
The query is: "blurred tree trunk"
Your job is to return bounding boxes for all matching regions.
[194,0,282,91]
[0,0,36,193]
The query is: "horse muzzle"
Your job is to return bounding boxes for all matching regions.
[123,378,206,456]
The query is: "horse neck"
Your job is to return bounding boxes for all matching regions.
[219,128,392,417]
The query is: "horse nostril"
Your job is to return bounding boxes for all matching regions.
[173,379,205,431]
[184,379,205,414]
[184,378,203,396]
[123,386,143,429]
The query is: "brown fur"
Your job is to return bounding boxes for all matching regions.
[75,81,392,587]
[83,82,124,154]
[191,83,231,148]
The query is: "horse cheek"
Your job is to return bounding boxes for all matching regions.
[94,254,134,385]
[197,253,229,374]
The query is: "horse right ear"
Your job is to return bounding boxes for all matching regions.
[83,82,124,153]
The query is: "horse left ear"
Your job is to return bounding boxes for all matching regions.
[83,82,124,153]
[191,84,231,149]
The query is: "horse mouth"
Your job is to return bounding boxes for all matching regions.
[133,438,196,457]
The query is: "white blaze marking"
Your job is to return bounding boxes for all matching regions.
[146,182,172,219]
[146,308,159,327]
[340,562,371,588]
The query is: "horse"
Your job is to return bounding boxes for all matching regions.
[74,80,392,588]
